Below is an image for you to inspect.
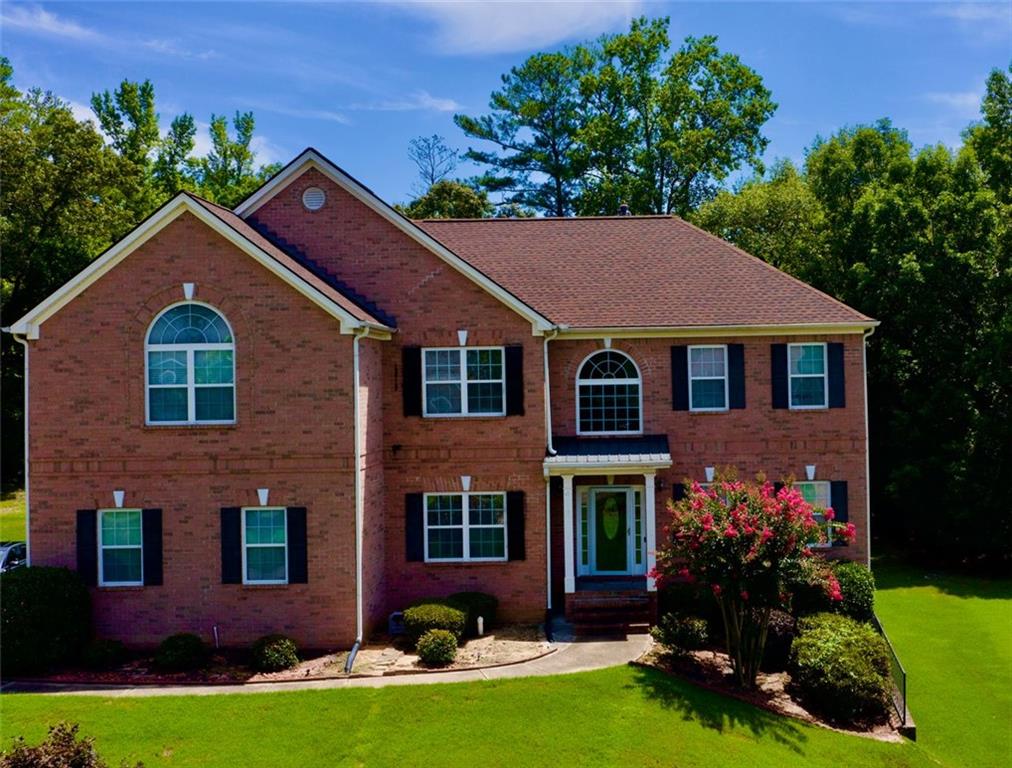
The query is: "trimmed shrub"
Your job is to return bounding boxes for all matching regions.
[650,613,709,656]
[793,560,875,622]
[789,613,891,725]
[760,610,796,672]
[82,639,127,671]
[0,566,91,676]
[416,629,457,667]
[1,722,142,768]
[447,591,498,637]
[403,601,466,646]
[153,633,208,672]
[250,634,299,672]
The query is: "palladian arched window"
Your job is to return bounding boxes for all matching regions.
[146,303,235,424]
[576,350,642,435]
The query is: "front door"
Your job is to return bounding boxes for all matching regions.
[593,490,628,572]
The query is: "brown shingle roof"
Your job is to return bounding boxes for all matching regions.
[188,194,389,327]
[416,216,874,328]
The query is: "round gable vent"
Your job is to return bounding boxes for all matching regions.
[302,186,326,211]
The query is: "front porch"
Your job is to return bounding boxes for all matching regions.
[545,436,672,633]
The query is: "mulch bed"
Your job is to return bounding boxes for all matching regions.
[635,644,904,742]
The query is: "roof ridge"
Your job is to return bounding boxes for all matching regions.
[415,214,675,223]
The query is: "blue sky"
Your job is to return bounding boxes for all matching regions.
[3,1,1010,203]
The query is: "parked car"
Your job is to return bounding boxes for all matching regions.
[0,541,26,573]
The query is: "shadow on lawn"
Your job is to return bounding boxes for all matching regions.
[627,665,809,754]
[873,555,1012,601]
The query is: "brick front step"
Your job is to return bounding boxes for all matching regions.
[565,590,657,636]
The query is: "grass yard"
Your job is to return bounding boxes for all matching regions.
[0,491,26,541]
[1,553,1008,767]
[874,561,1012,768]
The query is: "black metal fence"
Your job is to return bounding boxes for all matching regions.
[872,614,908,727]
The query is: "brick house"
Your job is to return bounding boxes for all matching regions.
[6,148,877,649]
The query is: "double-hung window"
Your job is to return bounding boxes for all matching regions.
[788,343,828,409]
[423,347,505,416]
[242,507,288,584]
[98,509,143,586]
[147,303,235,424]
[424,493,507,562]
[795,481,833,547]
[688,345,729,411]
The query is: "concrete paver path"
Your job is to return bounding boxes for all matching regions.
[3,623,651,697]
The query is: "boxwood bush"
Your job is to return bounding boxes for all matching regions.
[447,592,498,637]
[153,633,208,672]
[416,629,457,667]
[650,613,709,656]
[792,560,876,622]
[250,634,299,672]
[789,612,892,725]
[82,639,127,671]
[403,601,466,646]
[0,566,91,676]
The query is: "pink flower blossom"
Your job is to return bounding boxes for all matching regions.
[740,590,749,601]
[824,506,835,521]
[723,525,738,538]
[711,584,722,597]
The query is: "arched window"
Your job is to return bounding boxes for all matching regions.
[146,303,235,424]
[576,350,642,434]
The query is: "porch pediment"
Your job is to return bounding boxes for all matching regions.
[544,435,672,476]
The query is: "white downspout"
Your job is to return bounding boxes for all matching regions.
[863,326,876,569]
[347,325,370,670]
[10,333,30,564]
[542,328,559,613]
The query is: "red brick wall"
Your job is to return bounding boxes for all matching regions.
[28,212,360,648]
[548,336,870,566]
[254,173,550,623]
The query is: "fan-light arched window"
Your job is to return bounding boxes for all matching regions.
[146,303,235,424]
[576,350,642,434]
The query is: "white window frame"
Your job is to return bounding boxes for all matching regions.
[423,492,508,563]
[145,301,237,426]
[688,344,729,412]
[421,346,506,418]
[97,508,143,587]
[788,342,829,410]
[795,481,833,548]
[575,349,643,436]
[241,507,289,585]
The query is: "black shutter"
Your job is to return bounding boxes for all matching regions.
[831,481,849,547]
[671,346,689,411]
[728,344,746,409]
[76,509,98,586]
[142,508,163,586]
[771,344,788,409]
[405,493,424,562]
[287,507,308,583]
[507,491,526,561]
[402,346,422,417]
[220,507,242,584]
[828,343,846,408]
[505,345,525,416]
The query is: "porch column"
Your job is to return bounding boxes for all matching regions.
[644,472,657,592]
[562,474,576,593]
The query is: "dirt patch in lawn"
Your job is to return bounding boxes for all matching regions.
[635,643,905,742]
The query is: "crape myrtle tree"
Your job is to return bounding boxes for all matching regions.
[654,474,856,688]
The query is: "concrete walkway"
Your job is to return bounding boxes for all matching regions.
[3,622,652,698]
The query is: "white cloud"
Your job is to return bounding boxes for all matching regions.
[240,100,350,124]
[66,99,97,124]
[393,0,642,54]
[931,2,1011,24]
[143,39,220,62]
[350,89,461,112]
[0,4,100,40]
[924,89,983,119]
[250,135,287,165]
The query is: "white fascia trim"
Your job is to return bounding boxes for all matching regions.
[7,195,391,339]
[544,459,673,477]
[555,322,879,339]
[234,151,553,336]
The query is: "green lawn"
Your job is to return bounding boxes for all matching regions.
[1,557,1008,767]
[874,561,1012,768]
[0,491,26,541]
